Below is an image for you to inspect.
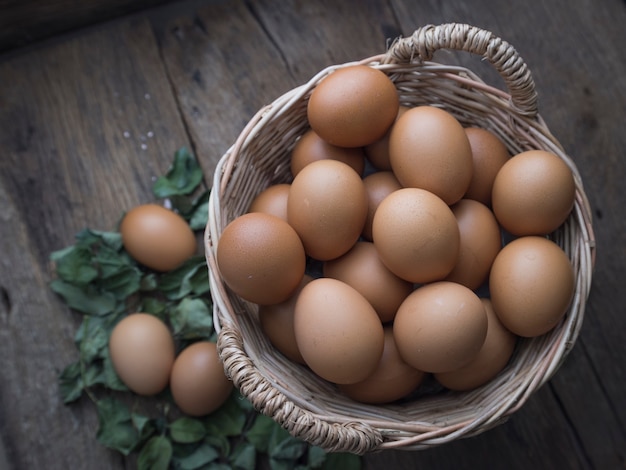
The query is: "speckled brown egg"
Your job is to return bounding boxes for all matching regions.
[389,106,473,205]
[170,341,233,416]
[307,65,399,148]
[489,236,575,337]
[248,183,290,222]
[393,282,488,373]
[323,241,412,324]
[372,187,460,283]
[290,129,366,177]
[463,127,510,206]
[445,199,502,290]
[120,204,196,272]
[364,105,410,170]
[294,278,385,384]
[339,327,425,404]
[361,171,402,241]
[288,159,368,261]
[258,275,313,364]
[434,298,517,391]
[491,149,576,235]
[108,313,175,396]
[217,212,306,305]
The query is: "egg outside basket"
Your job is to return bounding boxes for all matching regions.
[204,23,596,453]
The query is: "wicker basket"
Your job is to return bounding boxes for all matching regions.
[205,23,596,453]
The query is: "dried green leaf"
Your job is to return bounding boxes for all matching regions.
[268,425,306,461]
[50,279,117,316]
[268,458,292,470]
[246,414,276,453]
[158,256,209,300]
[173,442,220,470]
[152,147,203,198]
[76,315,110,363]
[82,361,105,387]
[204,434,230,457]
[230,442,257,470]
[51,245,98,284]
[137,435,172,470]
[307,446,328,468]
[58,361,84,404]
[320,453,362,470]
[169,417,206,444]
[101,347,129,391]
[132,414,154,440]
[206,464,232,470]
[97,265,142,299]
[189,190,210,230]
[140,297,168,316]
[205,396,247,437]
[233,392,255,412]
[169,298,213,340]
[75,229,123,251]
[140,273,158,291]
[95,397,140,456]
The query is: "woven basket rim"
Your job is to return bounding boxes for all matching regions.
[204,23,596,454]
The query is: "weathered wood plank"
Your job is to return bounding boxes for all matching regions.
[154,0,301,180]
[0,16,191,470]
[248,0,402,82]
[0,0,176,52]
[0,178,124,470]
[154,0,401,179]
[0,17,191,258]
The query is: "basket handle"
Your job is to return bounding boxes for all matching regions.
[383,23,539,117]
[217,326,384,453]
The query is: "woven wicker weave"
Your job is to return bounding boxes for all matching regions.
[205,23,596,453]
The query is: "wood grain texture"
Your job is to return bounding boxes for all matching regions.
[0,0,624,468]
[0,17,190,470]
[0,0,176,52]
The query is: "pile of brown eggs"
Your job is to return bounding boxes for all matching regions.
[105,205,233,415]
[216,65,577,404]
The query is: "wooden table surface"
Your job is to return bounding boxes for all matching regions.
[1,0,625,469]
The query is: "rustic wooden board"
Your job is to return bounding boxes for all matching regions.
[0,0,624,468]
[0,17,191,470]
[0,0,177,52]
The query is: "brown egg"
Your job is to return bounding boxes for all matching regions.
[389,106,473,205]
[170,341,233,416]
[372,188,460,284]
[216,212,306,305]
[393,282,488,373]
[108,313,175,396]
[463,127,510,206]
[491,149,576,235]
[339,327,425,404]
[489,236,575,337]
[434,298,517,390]
[307,65,399,148]
[288,160,368,261]
[120,204,196,272]
[361,171,402,241]
[258,275,313,364]
[445,199,502,290]
[290,129,366,177]
[294,278,385,384]
[248,184,290,222]
[364,106,410,170]
[323,241,412,323]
